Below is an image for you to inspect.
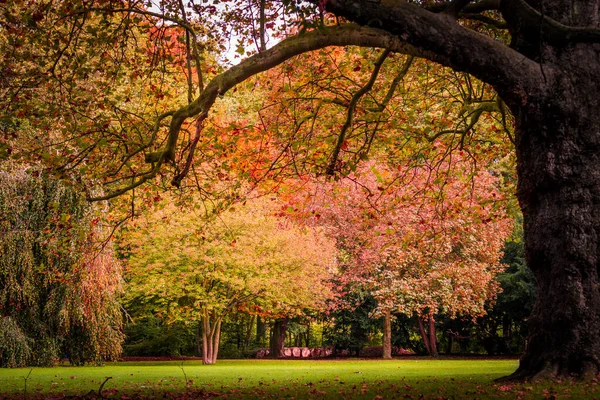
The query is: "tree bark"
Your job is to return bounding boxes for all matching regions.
[417,315,438,357]
[502,49,600,379]
[417,317,432,356]
[382,309,392,359]
[269,318,288,358]
[201,313,223,365]
[428,316,438,357]
[256,316,266,344]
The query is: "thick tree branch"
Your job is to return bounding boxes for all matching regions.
[425,0,501,14]
[501,0,600,44]
[319,0,542,94]
[443,0,474,18]
[92,24,432,199]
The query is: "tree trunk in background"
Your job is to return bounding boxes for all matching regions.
[270,318,288,358]
[417,315,438,357]
[382,309,392,359]
[503,315,511,341]
[256,316,266,345]
[428,316,438,357]
[243,315,255,351]
[201,314,222,364]
[447,332,454,355]
[195,321,202,357]
[418,317,431,356]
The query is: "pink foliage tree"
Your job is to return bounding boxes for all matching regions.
[290,156,512,357]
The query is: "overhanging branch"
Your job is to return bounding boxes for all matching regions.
[318,0,542,92]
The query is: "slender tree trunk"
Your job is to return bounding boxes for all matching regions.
[503,315,511,340]
[428,316,438,357]
[211,320,222,364]
[270,318,288,358]
[202,318,208,363]
[382,309,392,359]
[195,321,202,357]
[256,316,266,345]
[201,313,223,365]
[243,315,255,351]
[417,317,432,356]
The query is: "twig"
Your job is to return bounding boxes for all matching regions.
[178,362,190,391]
[22,368,33,398]
[98,376,112,398]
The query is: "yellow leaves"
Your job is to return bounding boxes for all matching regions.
[122,193,337,323]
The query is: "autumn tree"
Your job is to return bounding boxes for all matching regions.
[0,162,123,367]
[122,195,336,364]
[4,0,600,379]
[291,158,511,358]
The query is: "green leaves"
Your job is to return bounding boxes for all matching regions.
[122,194,337,362]
[0,162,123,366]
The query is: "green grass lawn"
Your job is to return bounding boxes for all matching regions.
[1,358,599,399]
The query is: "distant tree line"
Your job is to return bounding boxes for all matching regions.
[122,234,535,359]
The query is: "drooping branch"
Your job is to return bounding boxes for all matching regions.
[326,49,391,176]
[92,12,537,200]
[172,115,207,188]
[359,55,414,157]
[368,55,414,113]
[93,24,434,199]
[427,100,500,144]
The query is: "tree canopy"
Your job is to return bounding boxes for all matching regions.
[0,162,123,366]
[122,194,336,363]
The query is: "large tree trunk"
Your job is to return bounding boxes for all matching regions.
[382,309,392,359]
[503,54,600,379]
[269,318,288,358]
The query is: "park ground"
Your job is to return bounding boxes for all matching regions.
[1,358,599,399]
